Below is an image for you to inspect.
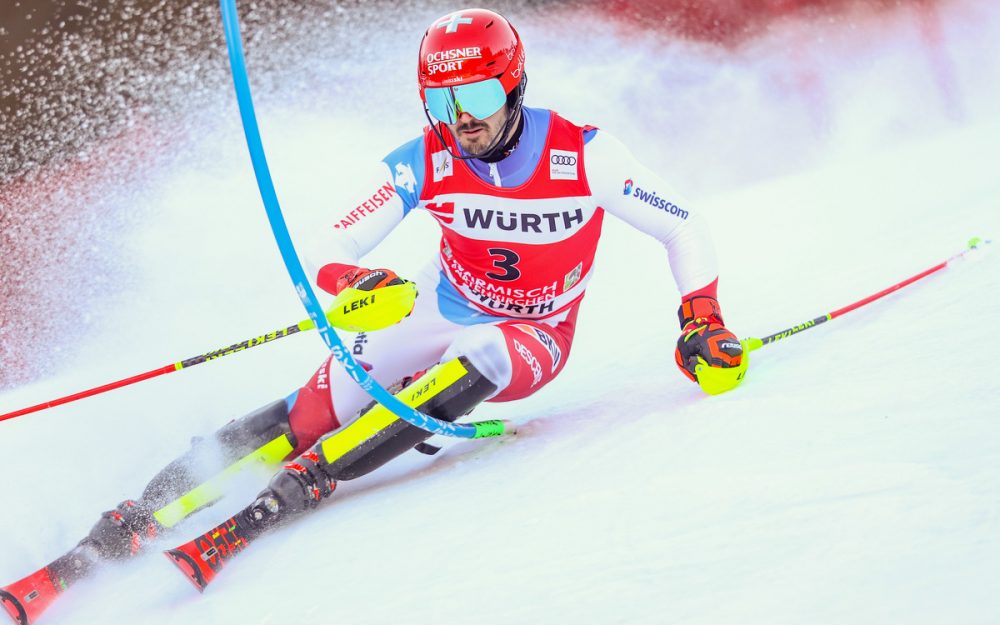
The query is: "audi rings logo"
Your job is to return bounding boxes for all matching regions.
[549,149,578,180]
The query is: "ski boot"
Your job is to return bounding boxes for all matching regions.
[79,500,161,560]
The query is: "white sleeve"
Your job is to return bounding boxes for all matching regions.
[301,160,408,287]
[584,130,718,296]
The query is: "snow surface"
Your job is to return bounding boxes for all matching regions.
[2,2,1000,624]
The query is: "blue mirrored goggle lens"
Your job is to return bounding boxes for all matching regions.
[425,79,507,123]
[425,88,458,123]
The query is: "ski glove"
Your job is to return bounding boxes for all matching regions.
[675,296,746,395]
[316,263,418,332]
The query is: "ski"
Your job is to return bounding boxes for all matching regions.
[164,507,269,593]
[0,568,59,625]
[0,547,95,625]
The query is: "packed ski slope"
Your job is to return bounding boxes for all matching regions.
[2,2,999,624]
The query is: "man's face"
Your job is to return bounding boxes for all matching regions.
[447,105,509,156]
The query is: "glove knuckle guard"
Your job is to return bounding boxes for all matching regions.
[351,269,405,292]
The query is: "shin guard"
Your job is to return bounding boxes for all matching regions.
[244,356,496,530]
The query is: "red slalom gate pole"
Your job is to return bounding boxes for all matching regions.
[0,318,317,423]
[746,237,989,352]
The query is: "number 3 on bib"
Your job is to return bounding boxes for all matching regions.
[486,248,521,281]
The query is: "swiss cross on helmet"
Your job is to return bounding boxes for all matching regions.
[418,9,527,159]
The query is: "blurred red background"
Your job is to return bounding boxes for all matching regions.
[0,0,949,391]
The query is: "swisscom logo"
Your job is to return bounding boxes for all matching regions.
[623,178,689,220]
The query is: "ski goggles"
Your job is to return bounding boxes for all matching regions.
[423,78,507,123]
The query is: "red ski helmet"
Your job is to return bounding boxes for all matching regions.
[418,9,526,125]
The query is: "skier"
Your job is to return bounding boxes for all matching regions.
[2,8,744,622]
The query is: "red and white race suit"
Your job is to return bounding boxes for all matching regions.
[287,108,719,448]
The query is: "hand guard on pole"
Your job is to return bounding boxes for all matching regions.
[674,295,748,395]
[317,263,418,333]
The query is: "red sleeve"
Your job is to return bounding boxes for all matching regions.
[681,277,718,302]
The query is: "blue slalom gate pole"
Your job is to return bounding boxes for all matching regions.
[218,0,508,439]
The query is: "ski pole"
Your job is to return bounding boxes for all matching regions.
[1,281,435,424]
[694,237,989,395]
[745,237,989,352]
[0,318,319,423]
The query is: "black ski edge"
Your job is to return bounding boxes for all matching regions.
[164,550,207,593]
[0,589,28,625]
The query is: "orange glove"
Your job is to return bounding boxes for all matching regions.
[675,296,743,383]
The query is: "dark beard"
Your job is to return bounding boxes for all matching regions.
[457,124,494,153]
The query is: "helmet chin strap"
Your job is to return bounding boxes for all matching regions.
[424,75,527,162]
